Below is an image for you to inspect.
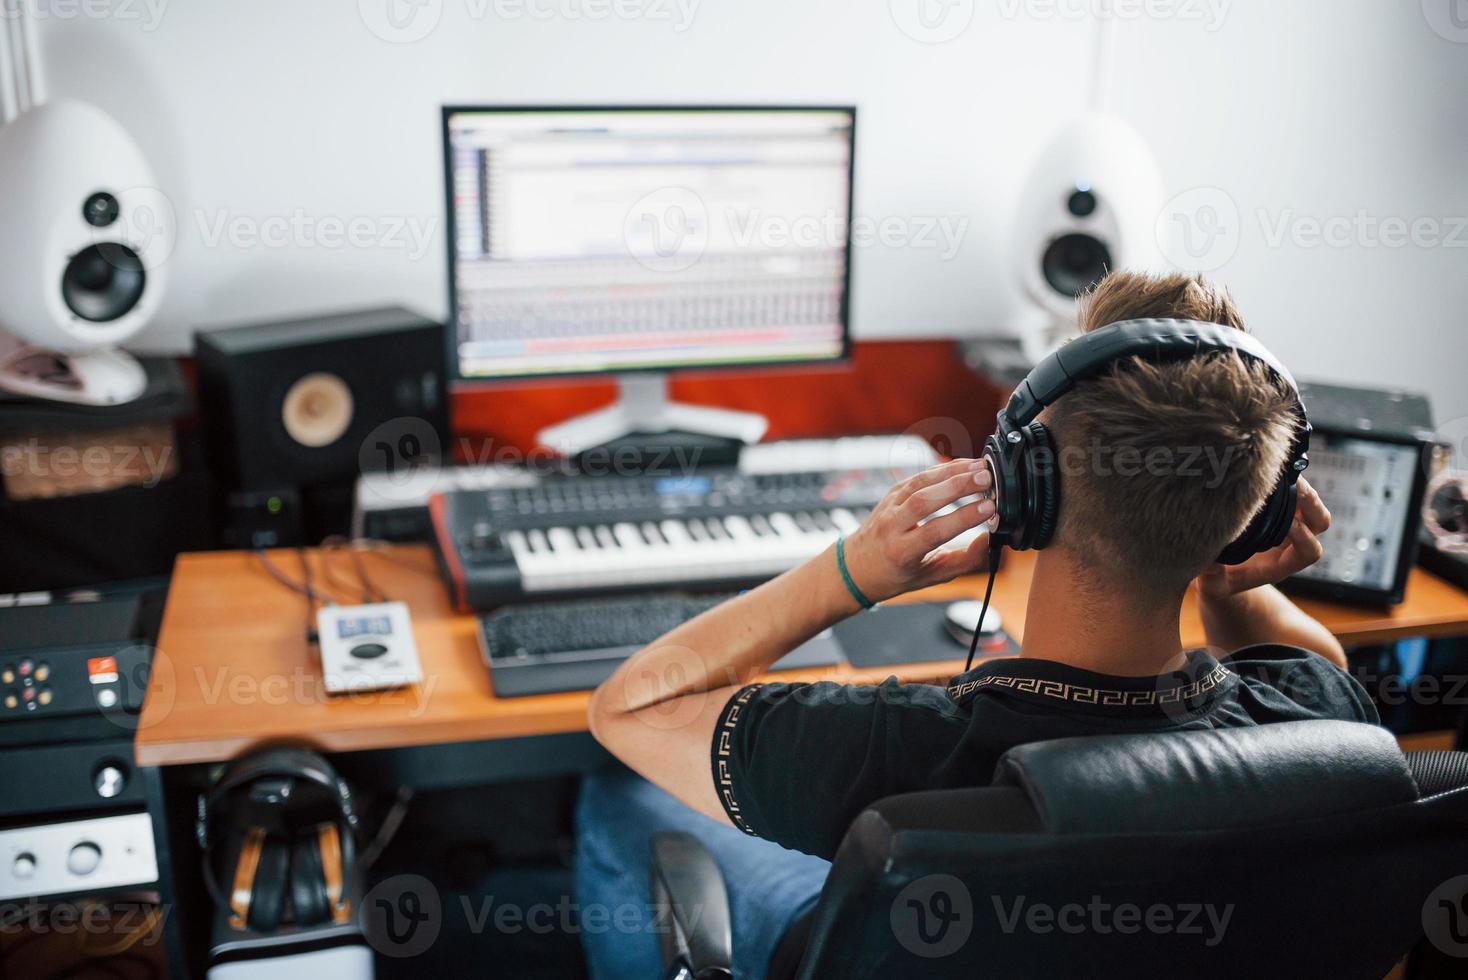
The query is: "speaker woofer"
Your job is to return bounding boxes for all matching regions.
[61,243,147,323]
[1040,232,1112,298]
[281,372,355,448]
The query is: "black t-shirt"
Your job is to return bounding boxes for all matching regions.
[709,645,1379,860]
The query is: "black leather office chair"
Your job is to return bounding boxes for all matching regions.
[651,720,1468,980]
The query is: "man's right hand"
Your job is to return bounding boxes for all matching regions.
[839,458,995,605]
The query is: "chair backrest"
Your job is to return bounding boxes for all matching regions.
[790,720,1468,980]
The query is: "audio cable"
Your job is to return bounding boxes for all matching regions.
[320,536,389,604]
[963,539,1004,675]
[253,548,348,645]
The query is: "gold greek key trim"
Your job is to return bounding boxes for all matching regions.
[713,685,764,837]
[946,663,1232,707]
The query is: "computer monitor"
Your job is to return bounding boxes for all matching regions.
[441,106,855,452]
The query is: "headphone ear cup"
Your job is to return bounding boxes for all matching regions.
[290,832,329,927]
[983,434,1017,544]
[1218,481,1297,565]
[244,834,290,933]
[1025,423,1060,550]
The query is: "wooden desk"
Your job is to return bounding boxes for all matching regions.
[136,545,1468,767]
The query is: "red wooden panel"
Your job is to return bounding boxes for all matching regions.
[449,338,1004,459]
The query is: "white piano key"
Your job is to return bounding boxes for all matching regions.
[613,523,645,549]
[516,510,853,594]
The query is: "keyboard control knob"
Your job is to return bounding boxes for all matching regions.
[13,853,36,878]
[67,842,102,876]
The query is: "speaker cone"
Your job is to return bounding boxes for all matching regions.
[62,244,147,322]
[281,373,355,448]
[1041,232,1112,298]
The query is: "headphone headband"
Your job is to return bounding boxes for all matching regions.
[1003,318,1303,427]
[197,747,358,852]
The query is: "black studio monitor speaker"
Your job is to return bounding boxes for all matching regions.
[195,306,448,545]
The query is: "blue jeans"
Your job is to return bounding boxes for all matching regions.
[576,766,830,980]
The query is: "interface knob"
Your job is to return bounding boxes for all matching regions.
[67,842,102,876]
[95,764,127,799]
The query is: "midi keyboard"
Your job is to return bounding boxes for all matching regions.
[429,435,937,610]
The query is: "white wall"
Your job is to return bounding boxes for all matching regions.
[29,0,1468,429]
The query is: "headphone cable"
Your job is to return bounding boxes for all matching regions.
[254,548,346,645]
[963,539,1003,674]
[320,536,389,604]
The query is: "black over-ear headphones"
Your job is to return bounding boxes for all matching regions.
[196,747,360,933]
[981,318,1311,566]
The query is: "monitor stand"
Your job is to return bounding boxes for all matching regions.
[536,373,768,457]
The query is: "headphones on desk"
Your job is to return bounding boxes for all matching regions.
[196,747,360,933]
[963,318,1312,671]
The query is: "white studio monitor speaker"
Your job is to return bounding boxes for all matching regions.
[1011,113,1164,361]
[0,100,174,405]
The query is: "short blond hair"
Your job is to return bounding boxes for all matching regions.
[1043,271,1296,590]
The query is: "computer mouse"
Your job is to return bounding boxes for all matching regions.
[943,600,1003,647]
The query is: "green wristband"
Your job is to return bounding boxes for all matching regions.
[835,536,878,611]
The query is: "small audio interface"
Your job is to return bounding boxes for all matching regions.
[316,602,423,694]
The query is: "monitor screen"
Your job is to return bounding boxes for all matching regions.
[443,107,854,380]
[1289,432,1421,594]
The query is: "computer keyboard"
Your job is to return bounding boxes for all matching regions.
[428,435,939,610]
[478,591,843,697]
[483,592,734,661]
